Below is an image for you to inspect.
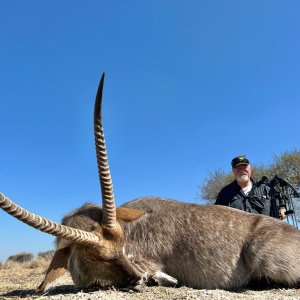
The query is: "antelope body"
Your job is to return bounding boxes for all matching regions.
[1,73,300,293]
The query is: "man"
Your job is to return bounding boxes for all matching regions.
[215,155,286,218]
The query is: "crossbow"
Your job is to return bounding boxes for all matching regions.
[267,175,300,228]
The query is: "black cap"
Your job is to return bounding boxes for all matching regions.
[231,155,250,168]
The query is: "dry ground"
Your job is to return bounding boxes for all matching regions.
[1,259,300,300]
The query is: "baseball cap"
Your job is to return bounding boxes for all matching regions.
[231,155,250,168]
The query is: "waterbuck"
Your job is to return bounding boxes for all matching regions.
[1,73,300,293]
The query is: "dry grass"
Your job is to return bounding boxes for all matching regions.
[0,258,50,294]
[0,258,49,271]
[1,257,300,299]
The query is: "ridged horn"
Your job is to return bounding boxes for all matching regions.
[94,73,117,229]
[0,192,99,247]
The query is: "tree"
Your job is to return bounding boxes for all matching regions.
[198,170,233,202]
[199,150,300,204]
[269,150,300,189]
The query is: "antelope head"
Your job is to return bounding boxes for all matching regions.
[0,73,143,289]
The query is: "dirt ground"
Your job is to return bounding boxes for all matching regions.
[1,259,300,300]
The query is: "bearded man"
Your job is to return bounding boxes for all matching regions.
[215,156,286,218]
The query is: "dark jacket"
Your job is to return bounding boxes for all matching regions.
[215,179,272,216]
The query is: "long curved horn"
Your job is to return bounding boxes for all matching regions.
[94,73,117,229]
[0,193,99,247]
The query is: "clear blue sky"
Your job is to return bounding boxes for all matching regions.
[1,1,300,261]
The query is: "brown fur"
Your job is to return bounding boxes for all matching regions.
[38,197,300,292]
[37,248,70,292]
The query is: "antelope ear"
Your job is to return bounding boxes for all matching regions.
[116,207,146,222]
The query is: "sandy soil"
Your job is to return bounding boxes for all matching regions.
[1,259,300,300]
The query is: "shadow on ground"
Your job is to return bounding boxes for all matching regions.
[0,285,79,298]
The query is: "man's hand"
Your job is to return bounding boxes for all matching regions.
[279,207,287,219]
